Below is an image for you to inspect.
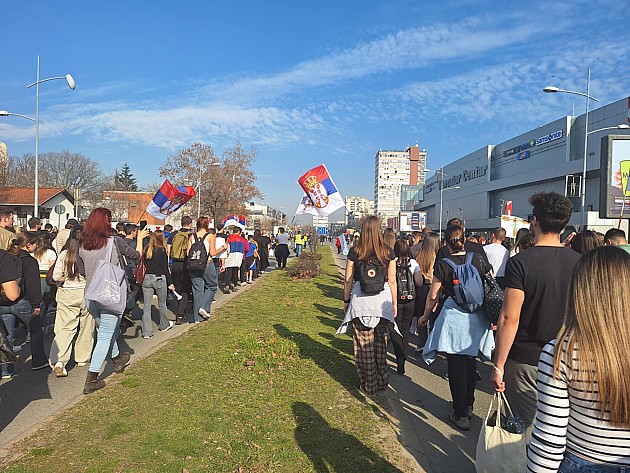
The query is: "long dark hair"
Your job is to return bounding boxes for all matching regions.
[33,231,54,260]
[80,208,112,251]
[394,239,411,268]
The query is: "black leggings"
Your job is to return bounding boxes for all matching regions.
[447,354,477,418]
[390,301,415,364]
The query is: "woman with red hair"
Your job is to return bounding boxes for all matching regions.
[78,208,147,394]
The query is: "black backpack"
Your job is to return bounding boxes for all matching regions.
[187,233,209,271]
[358,257,386,295]
[396,264,415,303]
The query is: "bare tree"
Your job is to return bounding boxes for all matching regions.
[160,142,261,224]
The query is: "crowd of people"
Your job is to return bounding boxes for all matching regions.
[339,192,630,472]
[0,209,284,395]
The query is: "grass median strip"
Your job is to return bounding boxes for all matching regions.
[4,251,409,473]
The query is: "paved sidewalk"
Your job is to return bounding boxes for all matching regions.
[0,266,274,458]
[332,244,493,473]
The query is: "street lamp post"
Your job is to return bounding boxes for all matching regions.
[25,55,76,218]
[543,69,599,230]
[428,165,461,236]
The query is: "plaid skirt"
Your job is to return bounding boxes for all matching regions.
[352,318,389,396]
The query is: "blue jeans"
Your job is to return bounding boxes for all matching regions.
[0,299,47,371]
[560,451,629,472]
[86,301,121,373]
[295,244,303,256]
[190,263,217,323]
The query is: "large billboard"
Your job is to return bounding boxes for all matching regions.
[599,135,630,219]
[399,211,426,232]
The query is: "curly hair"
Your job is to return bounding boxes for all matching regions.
[529,192,573,234]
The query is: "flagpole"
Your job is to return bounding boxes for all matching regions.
[136,209,147,225]
[618,197,626,229]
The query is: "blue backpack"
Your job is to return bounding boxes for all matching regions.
[443,252,485,312]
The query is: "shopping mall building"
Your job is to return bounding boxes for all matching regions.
[415,96,630,234]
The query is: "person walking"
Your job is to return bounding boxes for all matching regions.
[245,234,258,283]
[414,232,440,351]
[167,216,193,324]
[419,224,495,431]
[390,238,422,375]
[49,238,95,377]
[0,207,16,250]
[140,231,175,338]
[188,218,227,323]
[483,227,510,289]
[79,208,146,394]
[274,227,290,269]
[337,215,398,398]
[491,192,580,439]
[527,246,630,472]
[0,232,49,376]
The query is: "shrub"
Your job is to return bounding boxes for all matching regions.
[289,252,322,279]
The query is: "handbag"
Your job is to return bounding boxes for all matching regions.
[84,237,128,315]
[135,253,147,285]
[475,392,526,473]
[482,273,503,325]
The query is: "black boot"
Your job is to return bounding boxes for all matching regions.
[83,371,105,394]
[112,352,130,374]
[175,315,186,325]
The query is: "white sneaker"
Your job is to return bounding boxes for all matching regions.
[162,321,174,332]
[198,308,211,320]
[53,362,68,377]
[11,344,22,353]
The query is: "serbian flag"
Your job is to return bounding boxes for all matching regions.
[145,179,196,220]
[295,193,319,216]
[222,214,247,230]
[298,164,345,217]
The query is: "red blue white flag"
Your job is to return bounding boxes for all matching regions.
[146,179,196,220]
[222,214,247,230]
[295,193,320,216]
[298,164,345,217]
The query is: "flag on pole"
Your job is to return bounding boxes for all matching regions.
[146,179,196,220]
[222,214,247,230]
[297,164,345,217]
[504,200,513,216]
[295,193,320,216]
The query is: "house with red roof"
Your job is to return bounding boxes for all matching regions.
[0,187,75,230]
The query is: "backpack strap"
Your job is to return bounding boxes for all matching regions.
[104,237,114,263]
[465,252,474,265]
[442,257,459,270]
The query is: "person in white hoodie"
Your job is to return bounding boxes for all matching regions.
[49,238,95,377]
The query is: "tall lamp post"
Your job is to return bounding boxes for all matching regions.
[428,166,461,236]
[25,55,76,218]
[543,69,599,230]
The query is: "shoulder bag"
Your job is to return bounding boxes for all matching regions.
[475,392,526,473]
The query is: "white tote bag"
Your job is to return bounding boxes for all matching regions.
[475,392,526,473]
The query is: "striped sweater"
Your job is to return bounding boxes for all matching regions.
[527,339,630,472]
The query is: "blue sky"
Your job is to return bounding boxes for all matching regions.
[1,1,630,220]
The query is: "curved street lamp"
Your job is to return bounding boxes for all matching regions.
[25,55,76,218]
[543,69,599,229]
